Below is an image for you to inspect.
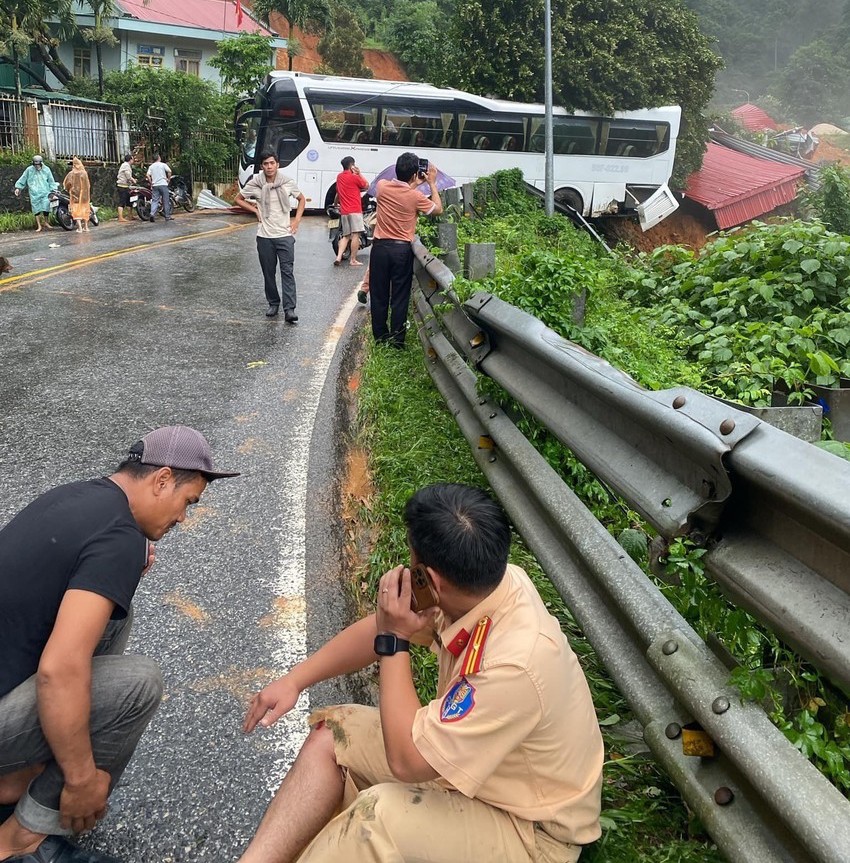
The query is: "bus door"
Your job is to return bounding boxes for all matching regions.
[235,109,265,187]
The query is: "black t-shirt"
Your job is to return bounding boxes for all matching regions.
[0,478,146,698]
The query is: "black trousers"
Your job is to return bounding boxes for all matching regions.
[369,240,414,346]
[257,235,297,310]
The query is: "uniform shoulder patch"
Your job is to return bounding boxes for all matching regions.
[461,616,492,676]
[440,676,476,723]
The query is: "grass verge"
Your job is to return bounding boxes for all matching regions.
[352,337,724,862]
[0,207,118,233]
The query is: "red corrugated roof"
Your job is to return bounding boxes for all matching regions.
[115,0,273,36]
[684,142,806,229]
[731,103,779,132]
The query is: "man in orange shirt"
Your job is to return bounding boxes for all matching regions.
[333,156,369,267]
[368,152,443,348]
[237,483,603,863]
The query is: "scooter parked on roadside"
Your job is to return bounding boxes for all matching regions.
[48,188,99,231]
[326,193,376,260]
[169,176,195,213]
[128,183,153,221]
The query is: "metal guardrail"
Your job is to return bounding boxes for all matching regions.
[409,241,850,863]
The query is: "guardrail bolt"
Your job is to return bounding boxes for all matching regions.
[719,419,736,435]
[712,696,730,714]
[479,398,486,406]
[489,412,497,419]
[662,640,678,655]
[470,331,487,348]
[488,455,497,463]
[665,723,682,739]
[672,396,686,409]
[714,787,734,806]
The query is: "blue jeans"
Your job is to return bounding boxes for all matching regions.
[256,235,297,310]
[0,609,162,835]
[150,185,171,219]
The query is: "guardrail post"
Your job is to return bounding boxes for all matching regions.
[462,182,475,215]
[436,222,461,274]
[463,243,496,281]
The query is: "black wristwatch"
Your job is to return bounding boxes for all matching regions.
[374,632,411,656]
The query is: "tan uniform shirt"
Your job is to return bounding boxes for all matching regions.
[412,564,604,846]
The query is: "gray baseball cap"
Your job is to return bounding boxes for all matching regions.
[131,425,240,480]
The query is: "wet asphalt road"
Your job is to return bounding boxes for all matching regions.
[0,212,369,861]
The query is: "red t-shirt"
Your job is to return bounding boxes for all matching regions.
[336,170,369,215]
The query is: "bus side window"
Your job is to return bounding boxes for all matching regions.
[501,135,519,151]
[474,134,491,149]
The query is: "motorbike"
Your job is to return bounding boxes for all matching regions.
[129,177,194,221]
[128,183,153,221]
[169,176,195,213]
[48,188,99,231]
[327,193,376,260]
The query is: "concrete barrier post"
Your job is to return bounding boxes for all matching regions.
[463,243,496,281]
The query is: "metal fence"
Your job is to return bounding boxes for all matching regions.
[0,94,37,155]
[0,93,127,163]
[0,94,236,186]
[408,234,850,863]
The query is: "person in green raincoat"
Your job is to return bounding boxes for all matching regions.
[14,155,57,232]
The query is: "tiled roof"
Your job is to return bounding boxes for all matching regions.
[115,0,274,37]
[731,103,779,132]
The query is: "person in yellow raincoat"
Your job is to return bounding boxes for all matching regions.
[63,158,91,233]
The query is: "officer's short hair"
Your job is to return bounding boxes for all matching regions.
[404,484,510,594]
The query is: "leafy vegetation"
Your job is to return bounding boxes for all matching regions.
[209,32,276,98]
[623,220,850,404]
[355,342,724,862]
[427,171,850,800]
[685,0,850,124]
[802,164,850,235]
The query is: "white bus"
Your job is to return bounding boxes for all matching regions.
[235,72,681,229]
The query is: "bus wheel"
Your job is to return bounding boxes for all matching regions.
[324,185,338,210]
[555,188,583,214]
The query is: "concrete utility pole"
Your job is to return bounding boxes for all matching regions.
[544,0,554,216]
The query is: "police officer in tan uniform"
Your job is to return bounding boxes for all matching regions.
[238,484,603,863]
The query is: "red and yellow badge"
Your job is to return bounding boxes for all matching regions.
[461,616,492,676]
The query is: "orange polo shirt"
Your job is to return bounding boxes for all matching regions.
[373,178,436,242]
[412,564,604,846]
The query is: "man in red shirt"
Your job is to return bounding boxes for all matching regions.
[333,156,369,267]
[369,152,443,348]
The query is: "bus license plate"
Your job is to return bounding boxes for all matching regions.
[327,218,339,229]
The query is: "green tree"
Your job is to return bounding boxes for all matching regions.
[252,0,331,69]
[317,6,372,78]
[77,0,118,96]
[210,31,274,96]
[0,0,74,95]
[776,38,850,126]
[802,164,850,234]
[378,0,440,81]
[441,0,723,186]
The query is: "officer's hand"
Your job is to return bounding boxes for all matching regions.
[60,768,110,833]
[243,675,300,733]
[377,566,437,640]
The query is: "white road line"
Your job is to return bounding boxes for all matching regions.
[265,292,362,793]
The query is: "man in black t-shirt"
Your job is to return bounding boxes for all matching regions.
[0,426,239,863]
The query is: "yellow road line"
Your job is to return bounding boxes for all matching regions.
[0,221,253,292]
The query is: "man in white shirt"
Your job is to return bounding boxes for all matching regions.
[145,154,172,222]
[235,151,306,322]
